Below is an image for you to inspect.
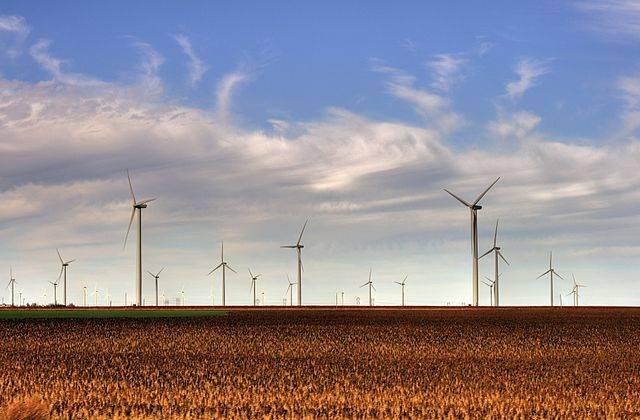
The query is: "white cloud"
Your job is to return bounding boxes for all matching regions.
[29,39,105,87]
[173,34,208,87]
[132,41,165,94]
[577,0,640,39]
[488,111,541,139]
[618,74,640,132]
[427,53,466,92]
[505,58,550,100]
[215,70,249,120]
[0,15,30,58]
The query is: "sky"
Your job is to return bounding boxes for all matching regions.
[0,1,639,306]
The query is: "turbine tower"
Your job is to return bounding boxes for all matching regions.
[7,266,16,307]
[208,241,236,306]
[285,275,295,306]
[395,275,407,306]
[147,267,164,306]
[281,219,308,306]
[124,169,156,307]
[444,177,500,306]
[249,269,261,306]
[56,249,75,306]
[568,274,587,306]
[360,268,376,306]
[536,252,564,306]
[479,219,509,306]
[49,281,58,305]
[83,285,87,306]
[482,277,494,306]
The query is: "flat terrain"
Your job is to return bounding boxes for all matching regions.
[1,307,639,418]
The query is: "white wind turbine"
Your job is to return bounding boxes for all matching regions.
[281,219,308,306]
[94,285,99,307]
[444,177,500,306]
[568,274,587,306]
[360,268,376,307]
[7,266,16,307]
[249,269,261,306]
[49,280,58,305]
[285,275,295,306]
[482,277,495,306]
[147,267,164,306]
[83,285,87,307]
[208,241,236,306]
[124,169,156,307]
[56,249,75,306]
[536,252,564,306]
[394,275,407,306]
[479,219,509,306]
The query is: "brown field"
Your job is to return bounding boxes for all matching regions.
[1,307,640,418]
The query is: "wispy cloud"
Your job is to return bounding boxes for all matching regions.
[617,73,640,132]
[0,15,30,58]
[505,58,550,100]
[576,0,640,39]
[215,70,249,120]
[372,60,463,133]
[427,53,466,92]
[173,34,208,87]
[29,39,104,86]
[487,110,541,139]
[132,41,165,94]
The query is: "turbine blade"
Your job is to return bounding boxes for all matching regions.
[157,267,165,276]
[482,280,492,287]
[227,265,237,274]
[493,219,499,247]
[126,169,136,204]
[123,207,136,249]
[554,270,565,281]
[498,251,510,266]
[57,248,64,264]
[66,259,76,264]
[208,263,223,275]
[371,284,376,291]
[403,275,408,284]
[147,271,155,277]
[136,198,156,206]
[536,269,551,279]
[443,189,471,207]
[281,245,297,248]
[248,268,253,278]
[473,177,500,206]
[479,248,495,259]
[56,266,64,281]
[368,268,372,283]
[360,282,369,288]
[296,219,309,246]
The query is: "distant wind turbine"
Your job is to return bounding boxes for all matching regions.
[208,241,236,306]
[536,251,564,306]
[147,267,165,306]
[482,277,495,306]
[7,266,16,307]
[360,268,375,307]
[281,219,308,306]
[83,285,87,307]
[394,276,407,306]
[56,249,75,306]
[49,281,58,305]
[249,269,261,306]
[285,275,295,306]
[124,169,156,307]
[479,219,509,306]
[568,274,587,306]
[444,177,500,306]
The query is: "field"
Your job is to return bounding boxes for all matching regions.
[1,307,639,418]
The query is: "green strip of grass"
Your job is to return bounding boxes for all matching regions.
[0,309,227,319]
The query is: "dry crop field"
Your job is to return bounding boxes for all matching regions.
[1,307,640,418]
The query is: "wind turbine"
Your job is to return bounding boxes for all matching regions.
[56,249,75,306]
[444,177,500,306]
[208,241,236,306]
[281,219,308,306]
[285,275,295,306]
[482,277,494,306]
[360,268,376,307]
[7,266,16,307]
[479,219,509,306]
[249,269,261,306]
[124,169,156,307]
[83,285,87,306]
[568,274,587,306]
[180,286,185,306]
[147,267,164,306]
[49,281,58,305]
[536,252,564,306]
[394,275,407,306]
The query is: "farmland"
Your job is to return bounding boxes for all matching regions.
[1,307,639,418]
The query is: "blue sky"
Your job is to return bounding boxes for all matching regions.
[0,1,639,306]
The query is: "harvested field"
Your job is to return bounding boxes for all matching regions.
[1,307,639,418]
